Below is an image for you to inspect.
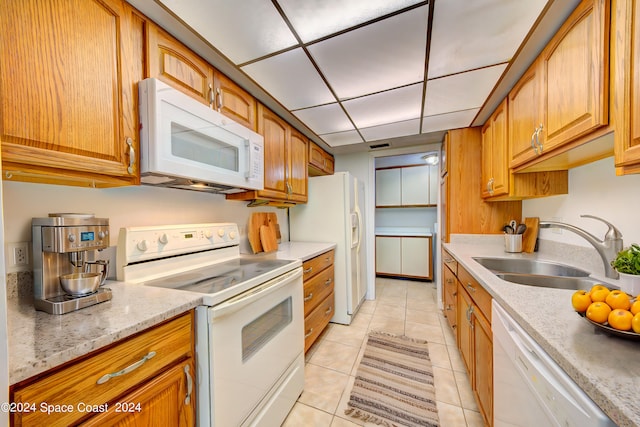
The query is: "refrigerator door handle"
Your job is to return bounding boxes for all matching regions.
[350,212,359,249]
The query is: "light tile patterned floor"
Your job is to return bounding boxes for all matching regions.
[282,277,485,427]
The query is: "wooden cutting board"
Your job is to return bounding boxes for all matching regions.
[259,224,278,252]
[248,212,279,253]
[522,217,540,253]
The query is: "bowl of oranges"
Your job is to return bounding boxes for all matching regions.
[572,284,640,340]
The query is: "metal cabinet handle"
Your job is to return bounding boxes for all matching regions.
[96,351,156,384]
[184,364,193,405]
[325,306,333,315]
[530,127,539,155]
[536,123,544,153]
[303,267,313,274]
[208,84,214,107]
[487,178,494,196]
[126,137,135,174]
[304,293,314,302]
[286,182,293,195]
[324,278,332,286]
[466,283,476,293]
[216,87,223,111]
[305,328,314,338]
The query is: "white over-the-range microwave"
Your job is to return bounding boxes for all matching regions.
[138,77,264,194]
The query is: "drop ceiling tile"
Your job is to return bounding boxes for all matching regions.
[423,65,506,116]
[293,104,354,135]
[242,48,335,110]
[343,83,423,129]
[421,109,479,133]
[308,6,428,99]
[360,119,421,142]
[278,0,423,42]
[159,0,297,64]
[428,0,547,78]
[320,130,364,147]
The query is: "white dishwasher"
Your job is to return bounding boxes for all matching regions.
[492,301,616,427]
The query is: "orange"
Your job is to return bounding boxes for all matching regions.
[632,313,640,333]
[608,309,633,331]
[571,290,592,313]
[586,302,611,324]
[630,300,640,316]
[605,290,631,310]
[589,285,610,303]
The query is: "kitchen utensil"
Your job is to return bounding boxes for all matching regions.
[578,312,640,341]
[515,223,527,235]
[522,217,540,253]
[509,220,517,230]
[60,272,102,296]
[248,212,279,253]
[503,225,514,234]
[259,224,278,252]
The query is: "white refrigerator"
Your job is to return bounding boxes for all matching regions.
[289,172,367,325]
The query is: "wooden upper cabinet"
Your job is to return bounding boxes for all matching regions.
[227,104,308,205]
[213,71,257,131]
[613,0,640,174]
[289,128,309,202]
[481,99,509,198]
[146,22,214,106]
[540,0,609,151]
[146,22,256,130]
[309,141,335,176]
[0,0,142,187]
[509,0,611,172]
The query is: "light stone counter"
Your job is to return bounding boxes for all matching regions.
[444,237,639,427]
[8,241,336,386]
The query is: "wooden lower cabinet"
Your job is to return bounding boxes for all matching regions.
[11,312,195,426]
[442,256,493,426]
[303,250,335,352]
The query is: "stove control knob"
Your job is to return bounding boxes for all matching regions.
[137,240,149,252]
[68,234,76,243]
[158,233,169,245]
[98,231,106,239]
[204,230,213,239]
[229,231,237,240]
[217,228,225,238]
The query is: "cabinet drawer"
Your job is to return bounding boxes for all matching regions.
[304,291,334,352]
[302,249,335,281]
[457,267,492,321]
[303,265,334,316]
[12,312,193,426]
[442,249,457,276]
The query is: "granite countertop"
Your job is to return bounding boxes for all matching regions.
[444,238,640,427]
[375,227,433,236]
[8,241,336,386]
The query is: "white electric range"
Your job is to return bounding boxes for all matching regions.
[117,223,304,427]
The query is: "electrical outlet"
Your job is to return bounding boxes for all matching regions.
[7,242,30,271]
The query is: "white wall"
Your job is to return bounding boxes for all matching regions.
[2,181,288,259]
[375,208,437,228]
[523,157,640,248]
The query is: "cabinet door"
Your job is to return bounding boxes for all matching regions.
[257,104,289,200]
[309,142,327,172]
[428,165,439,205]
[146,22,214,106]
[457,285,473,375]
[401,165,430,205]
[473,309,493,427]
[375,237,402,275]
[508,61,542,168]
[0,0,141,185]
[401,237,431,278]
[375,168,401,206]
[442,265,458,331]
[541,0,609,152]
[288,128,309,202]
[481,99,509,198]
[213,71,257,130]
[80,360,195,427]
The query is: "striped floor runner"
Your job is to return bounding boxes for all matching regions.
[344,331,439,427]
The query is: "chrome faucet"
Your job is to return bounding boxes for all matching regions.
[539,215,623,279]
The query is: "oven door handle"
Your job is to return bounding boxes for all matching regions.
[211,267,302,319]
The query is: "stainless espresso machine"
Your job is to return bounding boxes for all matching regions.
[32,214,112,314]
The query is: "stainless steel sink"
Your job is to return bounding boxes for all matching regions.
[473,257,591,277]
[495,273,617,291]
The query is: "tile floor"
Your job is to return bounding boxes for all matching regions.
[282,277,485,427]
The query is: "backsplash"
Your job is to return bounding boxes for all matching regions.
[6,271,33,301]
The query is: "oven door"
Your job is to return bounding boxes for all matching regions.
[197,267,303,427]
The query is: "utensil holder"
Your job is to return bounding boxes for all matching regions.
[504,234,522,253]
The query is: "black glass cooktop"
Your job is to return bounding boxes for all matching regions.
[143,258,294,295]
